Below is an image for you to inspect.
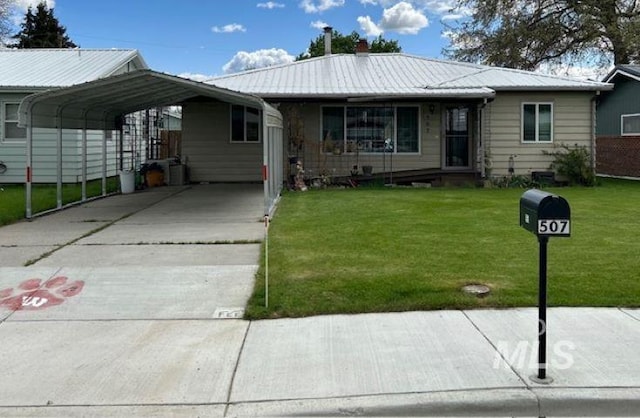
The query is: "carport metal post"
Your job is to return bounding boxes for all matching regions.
[56,115,63,209]
[81,122,88,201]
[102,127,107,195]
[25,109,33,218]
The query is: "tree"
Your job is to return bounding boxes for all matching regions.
[0,0,12,42]
[297,29,401,60]
[12,1,77,48]
[444,0,640,70]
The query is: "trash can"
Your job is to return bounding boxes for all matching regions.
[119,170,135,194]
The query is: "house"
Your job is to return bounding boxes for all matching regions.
[0,48,147,184]
[209,35,612,184]
[596,65,640,178]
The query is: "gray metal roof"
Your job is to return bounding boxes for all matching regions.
[0,48,148,90]
[209,53,612,99]
[604,65,640,83]
[19,69,280,131]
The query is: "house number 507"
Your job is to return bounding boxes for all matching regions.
[538,219,570,235]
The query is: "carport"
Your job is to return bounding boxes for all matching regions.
[18,69,284,218]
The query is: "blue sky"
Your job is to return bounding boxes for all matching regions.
[11,0,468,79]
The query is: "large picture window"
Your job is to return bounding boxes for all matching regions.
[231,105,261,143]
[621,113,640,136]
[522,103,553,143]
[321,105,419,153]
[2,102,26,142]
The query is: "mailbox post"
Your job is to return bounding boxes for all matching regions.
[520,189,570,383]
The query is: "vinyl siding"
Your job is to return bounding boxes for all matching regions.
[0,127,116,183]
[181,101,262,182]
[486,92,594,176]
[596,76,640,136]
[0,92,118,183]
[279,102,442,177]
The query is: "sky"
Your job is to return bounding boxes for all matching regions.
[8,0,470,80]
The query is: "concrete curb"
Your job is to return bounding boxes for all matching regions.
[226,387,640,416]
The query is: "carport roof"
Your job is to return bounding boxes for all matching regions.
[19,69,278,131]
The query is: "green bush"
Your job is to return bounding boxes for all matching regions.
[544,144,596,186]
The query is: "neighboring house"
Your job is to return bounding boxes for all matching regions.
[209,39,612,183]
[596,65,640,178]
[0,48,147,183]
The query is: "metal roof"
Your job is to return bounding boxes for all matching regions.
[19,69,280,131]
[209,53,612,99]
[0,48,148,90]
[603,65,640,83]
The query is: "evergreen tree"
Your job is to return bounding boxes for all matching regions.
[297,29,400,60]
[13,1,77,48]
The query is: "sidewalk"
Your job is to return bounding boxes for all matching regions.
[0,187,638,416]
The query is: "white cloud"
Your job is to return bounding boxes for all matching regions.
[300,0,345,13]
[358,16,383,37]
[223,48,295,74]
[311,20,330,30]
[359,1,472,21]
[257,2,285,9]
[380,2,429,34]
[359,1,428,36]
[212,23,246,34]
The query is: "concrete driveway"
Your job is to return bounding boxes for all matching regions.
[0,184,262,414]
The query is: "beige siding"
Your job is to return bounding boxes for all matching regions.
[280,102,442,178]
[181,101,262,182]
[486,92,594,177]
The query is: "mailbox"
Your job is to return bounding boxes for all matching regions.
[520,189,571,237]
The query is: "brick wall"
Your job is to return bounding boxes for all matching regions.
[596,136,640,178]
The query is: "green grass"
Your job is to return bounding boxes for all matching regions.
[0,178,119,226]
[246,178,640,319]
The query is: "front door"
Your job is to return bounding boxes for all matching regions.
[444,106,471,168]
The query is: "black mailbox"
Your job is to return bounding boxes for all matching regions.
[520,189,571,237]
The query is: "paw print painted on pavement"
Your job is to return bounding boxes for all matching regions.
[0,277,84,311]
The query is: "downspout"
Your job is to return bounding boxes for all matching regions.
[591,92,599,175]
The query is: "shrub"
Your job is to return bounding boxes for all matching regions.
[543,144,596,186]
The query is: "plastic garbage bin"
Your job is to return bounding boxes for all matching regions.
[119,170,135,194]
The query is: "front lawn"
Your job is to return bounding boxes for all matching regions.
[246,179,640,319]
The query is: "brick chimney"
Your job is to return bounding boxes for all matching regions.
[324,26,332,56]
[355,39,369,55]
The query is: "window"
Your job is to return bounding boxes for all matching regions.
[2,103,26,142]
[231,105,261,142]
[522,103,553,143]
[321,105,419,154]
[621,114,640,136]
